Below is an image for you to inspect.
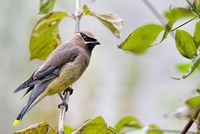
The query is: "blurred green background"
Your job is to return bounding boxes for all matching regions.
[1,0,199,133]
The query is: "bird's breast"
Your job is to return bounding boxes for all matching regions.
[44,56,89,96]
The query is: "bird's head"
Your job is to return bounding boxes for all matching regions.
[74,30,100,51]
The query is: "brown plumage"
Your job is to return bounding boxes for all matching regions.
[13,30,100,125]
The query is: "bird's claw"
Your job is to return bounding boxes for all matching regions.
[58,101,68,112]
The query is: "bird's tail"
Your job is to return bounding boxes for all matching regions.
[13,81,50,126]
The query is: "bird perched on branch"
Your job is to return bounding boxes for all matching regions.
[13,30,100,126]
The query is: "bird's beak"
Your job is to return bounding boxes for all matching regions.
[86,40,100,46]
[94,41,100,45]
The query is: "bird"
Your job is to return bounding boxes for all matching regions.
[13,30,100,126]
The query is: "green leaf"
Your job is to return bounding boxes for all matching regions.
[39,0,56,14]
[182,52,200,78]
[29,12,67,60]
[165,8,195,20]
[197,5,200,13]
[125,125,163,134]
[83,5,123,38]
[115,116,143,132]
[175,62,191,72]
[161,8,197,41]
[194,0,200,9]
[118,24,164,53]
[186,95,200,109]
[63,126,74,134]
[161,20,176,42]
[14,122,49,134]
[74,116,114,134]
[193,21,200,48]
[147,124,163,134]
[185,95,200,117]
[175,30,197,59]
[49,125,74,134]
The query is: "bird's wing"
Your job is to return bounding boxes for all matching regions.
[33,44,80,79]
[14,46,80,93]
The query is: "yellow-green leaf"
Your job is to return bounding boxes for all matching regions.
[186,95,200,109]
[165,8,195,20]
[115,116,142,132]
[175,62,191,73]
[161,8,197,42]
[147,124,163,134]
[14,122,49,134]
[39,0,56,14]
[83,5,123,38]
[175,30,197,59]
[193,21,200,48]
[74,116,113,134]
[185,95,200,117]
[49,125,74,134]
[29,12,67,60]
[118,24,164,53]
[182,51,200,79]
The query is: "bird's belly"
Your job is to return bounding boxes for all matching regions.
[44,63,85,95]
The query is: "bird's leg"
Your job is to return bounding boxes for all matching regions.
[57,87,73,112]
[58,93,68,111]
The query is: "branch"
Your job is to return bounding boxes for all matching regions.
[57,0,81,133]
[57,91,71,134]
[180,110,200,134]
[75,0,81,32]
[143,0,165,26]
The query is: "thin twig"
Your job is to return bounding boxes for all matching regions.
[75,0,81,32]
[121,128,195,134]
[58,91,71,134]
[143,0,166,26]
[142,0,175,39]
[186,0,200,17]
[180,110,200,134]
[148,129,195,134]
[57,0,81,133]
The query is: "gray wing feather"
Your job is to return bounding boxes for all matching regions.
[16,80,51,120]
[14,46,79,93]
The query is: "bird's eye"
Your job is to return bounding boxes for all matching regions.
[80,33,97,42]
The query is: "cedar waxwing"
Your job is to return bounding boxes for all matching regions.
[13,30,100,126]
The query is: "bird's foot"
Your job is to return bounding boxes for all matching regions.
[63,87,73,95]
[57,87,73,112]
[58,101,68,111]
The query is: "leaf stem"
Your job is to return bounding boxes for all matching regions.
[171,16,198,31]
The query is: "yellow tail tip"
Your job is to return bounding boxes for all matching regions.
[13,119,20,126]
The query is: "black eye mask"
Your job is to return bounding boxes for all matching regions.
[80,33,97,42]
